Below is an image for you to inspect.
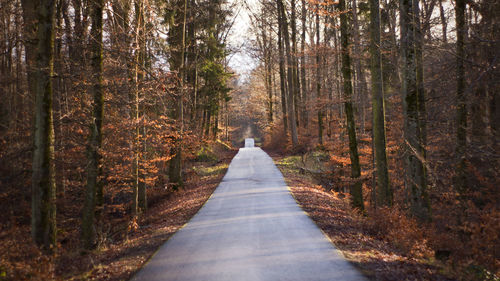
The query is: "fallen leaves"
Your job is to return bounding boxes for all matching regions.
[273,154,455,281]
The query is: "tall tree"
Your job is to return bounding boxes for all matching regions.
[82,0,104,249]
[277,0,299,147]
[277,7,288,136]
[351,0,368,132]
[454,0,466,194]
[30,0,57,252]
[300,0,308,126]
[369,0,391,206]
[290,0,300,128]
[316,3,324,145]
[130,0,147,214]
[136,0,147,213]
[400,0,430,219]
[166,0,188,188]
[414,0,428,194]
[339,0,364,211]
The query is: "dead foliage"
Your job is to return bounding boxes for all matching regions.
[0,146,236,281]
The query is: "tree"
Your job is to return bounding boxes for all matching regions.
[369,0,391,206]
[277,0,299,147]
[166,0,188,189]
[277,5,288,136]
[454,0,466,195]
[290,0,300,129]
[30,0,57,252]
[300,0,308,127]
[315,3,324,146]
[82,0,104,249]
[339,0,364,211]
[400,0,429,220]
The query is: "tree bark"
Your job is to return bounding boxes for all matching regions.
[30,0,57,252]
[316,4,324,146]
[300,0,308,127]
[455,0,467,194]
[277,0,299,147]
[262,24,273,123]
[414,0,428,205]
[291,0,300,129]
[167,0,188,189]
[352,0,368,133]
[82,0,104,249]
[369,0,391,206]
[400,0,430,220]
[438,0,447,43]
[340,0,364,211]
[277,12,288,136]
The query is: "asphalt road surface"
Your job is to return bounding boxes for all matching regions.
[132,139,366,281]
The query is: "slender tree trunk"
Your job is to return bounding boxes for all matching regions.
[82,0,104,249]
[455,0,467,194]
[30,0,57,252]
[369,0,391,206]
[291,0,300,129]
[316,4,324,146]
[278,14,288,136]
[130,0,146,215]
[414,0,428,205]
[352,0,368,133]
[278,0,299,146]
[300,0,308,127]
[262,25,273,123]
[438,0,447,43]
[267,48,273,124]
[340,0,363,211]
[136,0,147,212]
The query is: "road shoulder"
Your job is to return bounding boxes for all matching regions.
[270,152,455,281]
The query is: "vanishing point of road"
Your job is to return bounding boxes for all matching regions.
[132,139,366,281]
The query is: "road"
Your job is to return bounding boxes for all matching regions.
[132,139,366,281]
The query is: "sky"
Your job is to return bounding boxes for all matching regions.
[226,0,258,83]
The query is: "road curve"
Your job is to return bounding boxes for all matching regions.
[132,142,366,281]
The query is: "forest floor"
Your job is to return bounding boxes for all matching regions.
[269,151,457,281]
[0,144,237,281]
[74,148,237,281]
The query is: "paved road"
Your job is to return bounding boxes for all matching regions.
[132,140,366,281]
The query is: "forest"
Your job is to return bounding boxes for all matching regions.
[0,0,498,280]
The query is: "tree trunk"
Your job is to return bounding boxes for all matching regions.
[300,0,308,127]
[455,0,467,194]
[316,4,324,146]
[82,0,104,249]
[414,0,428,205]
[438,0,447,43]
[291,0,300,129]
[369,0,391,206]
[340,0,364,211]
[30,0,57,252]
[168,0,188,189]
[277,0,299,147]
[278,13,288,136]
[352,0,368,133]
[400,0,430,220]
[262,25,273,123]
